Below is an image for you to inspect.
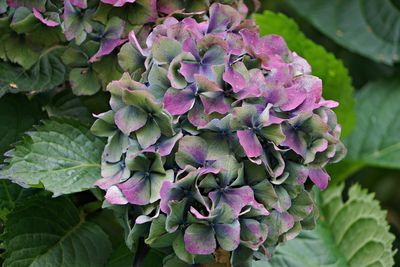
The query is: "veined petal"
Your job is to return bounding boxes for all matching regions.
[114,105,147,135]
[308,168,330,190]
[237,130,263,158]
[105,185,128,204]
[118,173,150,205]
[163,87,195,115]
[214,220,240,251]
[32,8,59,27]
[184,224,216,255]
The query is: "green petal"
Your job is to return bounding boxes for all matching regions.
[136,119,161,149]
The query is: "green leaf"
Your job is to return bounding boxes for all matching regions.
[0,180,38,222]
[0,46,67,97]
[2,195,113,267]
[257,184,396,267]
[287,0,400,65]
[0,94,44,161]
[329,77,400,181]
[4,33,40,69]
[255,11,355,137]
[106,244,134,267]
[0,118,104,196]
[43,89,94,124]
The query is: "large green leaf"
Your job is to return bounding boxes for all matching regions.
[287,0,400,65]
[2,195,113,267]
[328,77,400,181]
[0,118,104,196]
[0,94,44,162]
[0,180,37,222]
[106,244,134,267]
[0,46,67,97]
[255,11,355,137]
[256,184,396,267]
[43,89,94,124]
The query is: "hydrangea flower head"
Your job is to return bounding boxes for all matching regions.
[92,3,346,265]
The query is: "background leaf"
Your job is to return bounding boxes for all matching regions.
[0,180,38,222]
[106,244,134,267]
[328,77,400,181]
[0,118,104,195]
[2,195,113,267]
[0,94,44,162]
[255,11,355,137]
[0,47,67,97]
[255,184,396,267]
[43,89,94,124]
[287,0,400,65]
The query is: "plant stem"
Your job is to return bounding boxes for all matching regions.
[200,248,232,267]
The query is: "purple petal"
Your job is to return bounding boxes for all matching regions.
[128,30,148,56]
[249,200,269,216]
[308,168,330,190]
[96,162,130,189]
[293,75,323,113]
[209,186,255,217]
[223,67,246,93]
[90,38,127,62]
[281,126,307,158]
[237,130,263,158]
[163,87,195,115]
[160,181,174,214]
[182,38,201,61]
[180,62,199,83]
[280,212,295,233]
[207,3,242,33]
[158,132,183,156]
[188,101,211,127]
[200,93,229,114]
[214,221,240,251]
[240,219,268,250]
[198,166,220,176]
[190,206,211,220]
[177,135,208,166]
[291,52,311,75]
[184,224,216,255]
[32,8,59,27]
[279,84,307,112]
[90,17,127,62]
[105,186,128,205]
[101,0,135,6]
[63,0,81,41]
[118,173,150,205]
[318,99,339,108]
[260,34,290,59]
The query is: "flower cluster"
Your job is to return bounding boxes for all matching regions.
[91,2,346,266]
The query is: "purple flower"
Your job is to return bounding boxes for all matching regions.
[63,0,93,44]
[184,206,240,254]
[164,75,229,127]
[89,17,127,62]
[103,152,174,205]
[92,2,346,264]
